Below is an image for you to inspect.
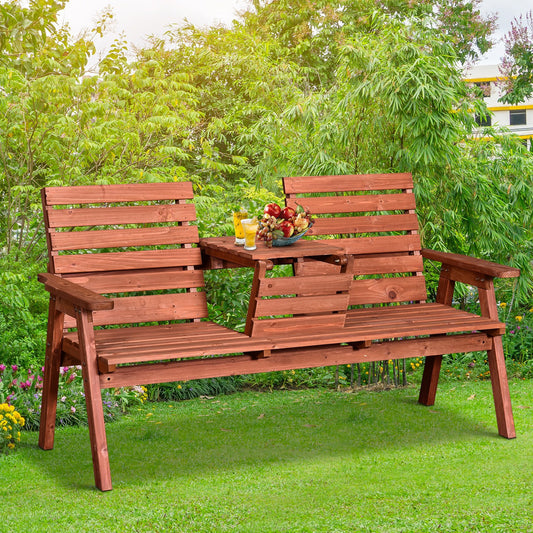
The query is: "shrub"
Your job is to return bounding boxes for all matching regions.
[146,377,240,402]
[0,264,48,369]
[501,306,533,365]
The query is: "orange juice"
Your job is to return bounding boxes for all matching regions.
[233,210,248,245]
[241,218,259,250]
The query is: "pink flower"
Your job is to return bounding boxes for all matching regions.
[70,406,76,413]
[11,364,18,372]
[0,364,6,372]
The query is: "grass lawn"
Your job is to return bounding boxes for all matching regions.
[2,379,532,532]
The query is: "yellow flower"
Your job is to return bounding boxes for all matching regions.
[515,316,523,322]
[7,443,15,449]
[499,302,507,308]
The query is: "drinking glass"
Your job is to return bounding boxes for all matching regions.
[233,210,248,246]
[241,218,259,250]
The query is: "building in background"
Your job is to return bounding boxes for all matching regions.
[464,64,533,150]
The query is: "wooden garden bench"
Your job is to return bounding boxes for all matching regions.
[283,172,520,441]
[38,176,519,491]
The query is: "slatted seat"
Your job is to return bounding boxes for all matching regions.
[284,172,519,442]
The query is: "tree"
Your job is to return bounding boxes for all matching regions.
[499,11,533,105]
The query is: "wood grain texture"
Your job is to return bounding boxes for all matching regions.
[52,248,203,274]
[283,173,413,194]
[43,182,194,205]
[47,203,196,228]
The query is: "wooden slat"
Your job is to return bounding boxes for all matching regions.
[254,293,349,318]
[43,182,194,205]
[308,214,419,236]
[350,333,492,361]
[90,292,208,326]
[283,173,413,194]
[64,269,205,294]
[351,255,424,276]
[286,193,416,215]
[349,276,427,305]
[337,235,422,255]
[47,204,196,228]
[88,321,240,348]
[343,315,504,339]
[52,248,202,274]
[257,273,351,297]
[292,260,341,277]
[251,314,347,336]
[50,226,199,251]
[346,303,479,326]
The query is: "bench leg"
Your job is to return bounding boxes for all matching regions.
[418,273,453,406]
[418,354,442,406]
[39,299,64,450]
[478,286,515,438]
[487,336,516,439]
[77,309,113,491]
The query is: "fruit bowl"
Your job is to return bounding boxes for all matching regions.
[272,224,312,247]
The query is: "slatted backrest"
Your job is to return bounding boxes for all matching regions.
[283,173,427,306]
[246,261,352,337]
[42,182,207,327]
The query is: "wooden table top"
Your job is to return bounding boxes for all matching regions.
[200,236,345,269]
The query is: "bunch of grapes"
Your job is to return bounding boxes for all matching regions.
[257,202,312,247]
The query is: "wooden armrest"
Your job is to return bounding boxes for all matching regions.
[421,249,520,279]
[38,273,114,311]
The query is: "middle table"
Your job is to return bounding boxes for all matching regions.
[200,236,352,338]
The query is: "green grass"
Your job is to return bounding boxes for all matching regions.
[2,380,532,532]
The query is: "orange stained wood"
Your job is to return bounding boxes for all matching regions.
[37,175,520,492]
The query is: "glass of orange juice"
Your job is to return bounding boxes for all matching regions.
[233,210,248,246]
[241,218,259,250]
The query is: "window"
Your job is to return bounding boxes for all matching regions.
[509,109,527,126]
[475,113,492,127]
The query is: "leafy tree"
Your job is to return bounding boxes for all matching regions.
[499,11,533,105]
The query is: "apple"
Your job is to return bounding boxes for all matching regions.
[279,220,294,237]
[264,203,281,218]
[280,206,296,220]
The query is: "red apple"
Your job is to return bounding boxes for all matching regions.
[279,220,294,237]
[280,206,296,220]
[264,203,281,218]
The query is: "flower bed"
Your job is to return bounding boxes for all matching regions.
[0,364,147,431]
[0,403,24,453]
